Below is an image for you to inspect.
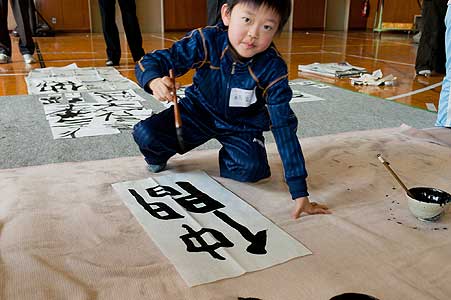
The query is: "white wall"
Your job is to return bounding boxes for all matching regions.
[325,0,350,31]
[89,0,163,34]
[7,0,162,33]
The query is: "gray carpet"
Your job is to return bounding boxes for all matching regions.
[0,80,437,169]
[292,81,436,137]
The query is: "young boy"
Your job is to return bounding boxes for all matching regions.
[134,0,330,219]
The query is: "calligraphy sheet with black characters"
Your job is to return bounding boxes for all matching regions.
[288,81,326,103]
[289,79,330,89]
[112,171,311,287]
[26,64,140,95]
[40,89,152,139]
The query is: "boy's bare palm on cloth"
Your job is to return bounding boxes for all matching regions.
[292,196,330,219]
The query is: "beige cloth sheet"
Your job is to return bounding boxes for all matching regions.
[1,126,451,300]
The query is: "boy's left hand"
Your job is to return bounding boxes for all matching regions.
[291,196,330,219]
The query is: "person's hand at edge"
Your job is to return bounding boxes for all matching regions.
[148,76,181,102]
[291,196,331,219]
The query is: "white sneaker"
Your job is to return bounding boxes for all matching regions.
[417,69,432,77]
[0,53,11,64]
[23,54,36,64]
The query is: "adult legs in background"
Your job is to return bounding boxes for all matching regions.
[11,0,35,57]
[217,132,271,182]
[117,0,144,62]
[0,0,12,62]
[415,0,447,75]
[0,0,35,63]
[27,0,36,34]
[436,5,451,127]
[98,0,121,65]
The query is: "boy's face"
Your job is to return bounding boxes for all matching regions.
[221,3,280,58]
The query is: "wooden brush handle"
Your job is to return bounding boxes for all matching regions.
[377,154,413,197]
[169,69,182,128]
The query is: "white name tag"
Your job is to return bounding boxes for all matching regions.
[229,88,257,107]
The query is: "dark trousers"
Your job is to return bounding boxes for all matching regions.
[0,0,35,56]
[207,0,227,26]
[132,104,271,183]
[415,0,447,73]
[98,0,145,63]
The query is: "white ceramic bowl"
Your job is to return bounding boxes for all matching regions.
[406,187,451,222]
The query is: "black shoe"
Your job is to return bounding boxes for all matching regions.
[106,60,119,66]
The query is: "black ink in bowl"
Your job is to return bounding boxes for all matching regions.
[406,187,450,221]
[329,293,379,300]
[409,187,451,206]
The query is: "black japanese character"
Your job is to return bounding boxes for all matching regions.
[214,210,267,255]
[38,81,82,93]
[179,224,234,260]
[40,95,61,104]
[93,90,135,102]
[68,97,83,104]
[145,185,182,197]
[128,189,184,220]
[173,181,225,213]
[55,104,90,121]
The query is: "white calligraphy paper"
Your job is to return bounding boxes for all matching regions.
[43,101,151,139]
[26,65,140,95]
[291,92,324,103]
[89,89,146,103]
[112,171,311,286]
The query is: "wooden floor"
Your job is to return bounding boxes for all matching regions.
[0,30,444,111]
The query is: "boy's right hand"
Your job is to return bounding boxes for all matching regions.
[148,77,181,102]
[291,196,330,219]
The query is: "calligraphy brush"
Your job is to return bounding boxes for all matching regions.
[377,154,414,198]
[169,69,185,152]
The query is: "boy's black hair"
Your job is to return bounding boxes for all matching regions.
[225,0,292,33]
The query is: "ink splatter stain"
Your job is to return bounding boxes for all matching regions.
[386,194,450,231]
[427,141,442,146]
